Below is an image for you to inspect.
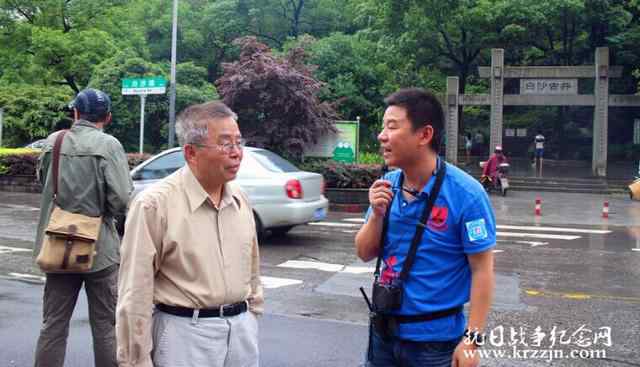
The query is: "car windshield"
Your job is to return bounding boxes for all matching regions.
[251,149,299,173]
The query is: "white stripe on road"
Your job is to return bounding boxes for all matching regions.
[497,240,549,247]
[8,272,45,282]
[278,260,344,272]
[260,276,303,289]
[0,204,39,211]
[344,218,366,223]
[0,245,32,254]
[309,222,360,228]
[492,250,504,253]
[277,260,375,274]
[632,248,640,252]
[497,232,580,241]
[497,225,610,235]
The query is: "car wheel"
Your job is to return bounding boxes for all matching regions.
[270,225,294,237]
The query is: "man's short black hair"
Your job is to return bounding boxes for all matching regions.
[384,88,444,153]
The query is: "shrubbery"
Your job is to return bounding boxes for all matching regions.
[299,159,382,189]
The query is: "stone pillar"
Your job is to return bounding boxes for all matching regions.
[490,49,505,154]
[593,47,609,177]
[445,77,459,164]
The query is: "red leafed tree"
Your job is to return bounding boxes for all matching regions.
[216,37,337,161]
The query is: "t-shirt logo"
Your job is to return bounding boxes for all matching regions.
[428,206,448,231]
[380,256,398,284]
[465,218,488,242]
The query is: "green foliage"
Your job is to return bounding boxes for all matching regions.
[358,152,384,164]
[0,84,72,146]
[0,152,39,176]
[299,160,382,188]
[89,53,217,152]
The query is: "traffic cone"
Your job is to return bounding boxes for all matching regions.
[602,201,609,219]
[535,198,542,216]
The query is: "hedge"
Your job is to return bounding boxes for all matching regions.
[1,150,380,189]
[0,150,152,177]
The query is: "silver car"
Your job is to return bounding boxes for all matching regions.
[125,147,329,236]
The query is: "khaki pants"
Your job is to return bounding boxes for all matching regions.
[152,309,259,367]
[34,265,118,367]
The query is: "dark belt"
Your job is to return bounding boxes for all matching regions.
[371,306,463,340]
[156,301,248,318]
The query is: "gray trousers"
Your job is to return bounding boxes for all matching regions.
[34,265,118,367]
[152,309,259,367]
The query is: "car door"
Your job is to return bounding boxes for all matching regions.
[131,150,186,199]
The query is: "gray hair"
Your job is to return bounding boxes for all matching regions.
[175,101,238,146]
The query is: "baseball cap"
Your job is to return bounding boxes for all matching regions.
[69,88,111,117]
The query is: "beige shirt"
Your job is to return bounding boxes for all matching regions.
[116,166,263,367]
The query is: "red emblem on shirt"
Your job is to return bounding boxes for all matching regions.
[428,206,449,231]
[380,256,398,284]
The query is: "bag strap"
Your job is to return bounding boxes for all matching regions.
[398,162,446,282]
[373,161,447,283]
[52,130,69,202]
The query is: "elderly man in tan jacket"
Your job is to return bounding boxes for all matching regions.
[116,101,263,367]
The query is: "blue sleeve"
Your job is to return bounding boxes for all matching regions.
[460,191,496,254]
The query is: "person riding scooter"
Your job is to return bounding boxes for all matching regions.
[481,146,508,189]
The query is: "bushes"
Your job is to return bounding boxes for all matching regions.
[300,159,382,188]
[0,149,39,176]
[0,150,153,177]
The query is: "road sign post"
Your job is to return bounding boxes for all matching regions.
[122,77,166,153]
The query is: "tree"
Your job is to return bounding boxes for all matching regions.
[89,53,217,152]
[216,37,337,160]
[0,84,72,147]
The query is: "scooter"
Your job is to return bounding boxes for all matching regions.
[479,162,510,196]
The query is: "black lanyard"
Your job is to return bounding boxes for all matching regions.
[374,162,447,284]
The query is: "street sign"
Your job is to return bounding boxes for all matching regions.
[520,79,578,95]
[121,76,167,153]
[121,77,166,95]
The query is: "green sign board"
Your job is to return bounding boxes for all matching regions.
[122,77,167,95]
[306,121,359,163]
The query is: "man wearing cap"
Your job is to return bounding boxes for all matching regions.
[33,88,132,367]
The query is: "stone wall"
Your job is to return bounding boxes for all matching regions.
[0,175,41,193]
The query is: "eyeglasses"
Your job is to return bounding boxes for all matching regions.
[194,138,247,154]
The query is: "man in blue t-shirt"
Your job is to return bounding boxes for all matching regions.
[356,88,496,367]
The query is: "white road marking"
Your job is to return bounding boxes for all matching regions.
[342,266,374,274]
[0,245,32,254]
[278,260,344,272]
[309,222,360,228]
[492,250,504,253]
[497,232,580,241]
[260,276,303,289]
[344,218,365,223]
[497,225,610,235]
[632,248,640,252]
[8,272,45,282]
[0,204,39,211]
[497,240,549,247]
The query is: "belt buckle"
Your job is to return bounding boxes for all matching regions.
[219,304,226,317]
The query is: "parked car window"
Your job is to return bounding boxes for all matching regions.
[251,149,299,173]
[134,151,185,180]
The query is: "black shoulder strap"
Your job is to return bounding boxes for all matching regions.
[373,162,447,282]
[399,163,446,282]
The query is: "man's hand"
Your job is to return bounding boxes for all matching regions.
[451,340,480,367]
[369,179,393,218]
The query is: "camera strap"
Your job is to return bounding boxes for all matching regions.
[374,160,447,283]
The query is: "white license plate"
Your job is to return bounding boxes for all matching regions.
[313,208,327,221]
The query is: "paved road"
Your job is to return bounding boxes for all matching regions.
[1,191,639,366]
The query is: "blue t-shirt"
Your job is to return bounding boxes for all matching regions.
[365,159,496,342]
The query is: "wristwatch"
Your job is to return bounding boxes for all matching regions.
[463,329,486,347]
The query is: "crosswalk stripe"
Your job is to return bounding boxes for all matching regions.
[497,232,580,240]
[0,245,32,254]
[260,276,303,289]
[8,272,45,282]
[309,222,359,228]
[497,225,610,235]
[344,218,365,223]
[277,260,375,274]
